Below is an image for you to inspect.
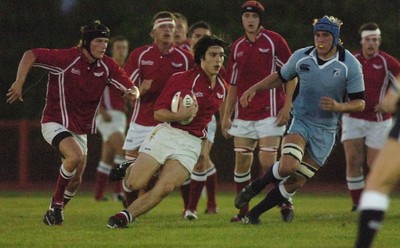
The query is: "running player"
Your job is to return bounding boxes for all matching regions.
[237,16,365,224]
[342,23,400,211]
[6,20,139,225]
[107,35,228,228]
[221,0,295,222]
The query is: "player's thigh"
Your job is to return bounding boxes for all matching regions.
[279,134,307,174]
[258,136,281,164]
[366,147,380,168]
[157,159,191,191]
[365,139,400,193]
[126,153,161,189]
[59,137,85,163]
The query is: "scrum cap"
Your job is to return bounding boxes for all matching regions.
[241,1,265,19]
[81,20,110,53]
[313,16,341,46]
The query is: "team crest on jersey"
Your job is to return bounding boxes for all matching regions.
[300,64,310,72]
[194,92,203,98]
[94,72,104,77]
[171,62,183,68]
[217,92,224,99]
[141,60,154,66]
[373,64,383,70]
[236,51,244,58]
[258,48,270,53]
[71,68,80,75]
[333,68,341,77]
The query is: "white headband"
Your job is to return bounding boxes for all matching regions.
[153,18,176,30]
[361,29,381,38]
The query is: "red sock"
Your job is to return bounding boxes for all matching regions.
[187,180,205,212]
[206,172,218,210]
[236,180,250,216]
[53,165,74,204]
[350,188,363,206]
[180,183,191,210]
[124,190,139,208]
[94,170,109,200]
[113,180,123,194]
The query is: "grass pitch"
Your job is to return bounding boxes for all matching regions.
[1,190,399,247]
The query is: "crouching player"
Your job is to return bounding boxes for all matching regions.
[107,35,229,228]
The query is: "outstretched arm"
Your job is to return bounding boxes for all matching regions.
[239,72,283,108]
[6,50,36,103]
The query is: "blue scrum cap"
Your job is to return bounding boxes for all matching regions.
[313,16,342,46]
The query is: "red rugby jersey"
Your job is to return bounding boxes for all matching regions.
[226,27,292,120]
[155,67,228,138]
[124,43,194,126]
[351,50,400,121]
[101,85,126,112]
[32,47,133,134]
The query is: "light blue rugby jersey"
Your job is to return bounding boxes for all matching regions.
[280,46,364,131]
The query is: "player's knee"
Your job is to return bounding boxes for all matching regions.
[125,176,146,190]
[291,161,317,186]
[65,152,85,166]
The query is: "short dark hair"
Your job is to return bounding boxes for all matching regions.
[109,36,128,48]
[188,21,211,38]
[173,12,187,24]
[193,35,229,65]
[358,22,380,34]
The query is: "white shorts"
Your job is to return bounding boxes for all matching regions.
[228,117,286,139]
[341,115,393,149]
[139,123,202,173]
[96,110,127,141]
[41,122,88,154]
[207,115,217,143]
[123,122,155,151]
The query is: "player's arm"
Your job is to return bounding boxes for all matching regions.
[276,77,297,126]
[6,50,37,103]
[221,85,237,138]
[319,91,365,113]
[239,72,283,108]
[154,100,198,123]
[376,78,400,113]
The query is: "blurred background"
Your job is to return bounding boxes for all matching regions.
[1,0,399,187]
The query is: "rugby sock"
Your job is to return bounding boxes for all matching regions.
[187,172,207,212]
[347,176,365,208]
[63,190,76,206]
[235,171,251,216]
[53,164,75,205]
[113,180,123,195]
[115,209,134,224]
[94,161,113,200]
[248,183,294,221]
[180,179,191,211]
[356,191,389,248]
[205,167,218,211]
[249,162,285,194]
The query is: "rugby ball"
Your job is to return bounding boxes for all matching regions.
[171,90,197,125]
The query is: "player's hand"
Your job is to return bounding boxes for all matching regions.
[101,111,112,122]
[319,96,340,112]
[221,117,232,139]
[276,106,290,126]
[139,79,153,95]
[6,81,24,104]
[239,89,256,108]
[124,86,140,101]
[177,98,198,121]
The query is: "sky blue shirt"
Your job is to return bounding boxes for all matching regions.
[280,46,364,130]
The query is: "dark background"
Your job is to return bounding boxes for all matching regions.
[1,0,399,185]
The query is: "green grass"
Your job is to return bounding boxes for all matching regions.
[1,190,400,248]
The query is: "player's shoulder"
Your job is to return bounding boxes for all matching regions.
[261,28,286,40]
[173,46,193,58]
[378,51,400,64]
[292,46,314,57]
[130,44,154,56]
[231,36,247,48]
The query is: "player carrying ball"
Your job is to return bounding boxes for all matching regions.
[107,35,229,228]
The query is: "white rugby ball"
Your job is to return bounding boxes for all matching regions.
[171,90,197,125]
